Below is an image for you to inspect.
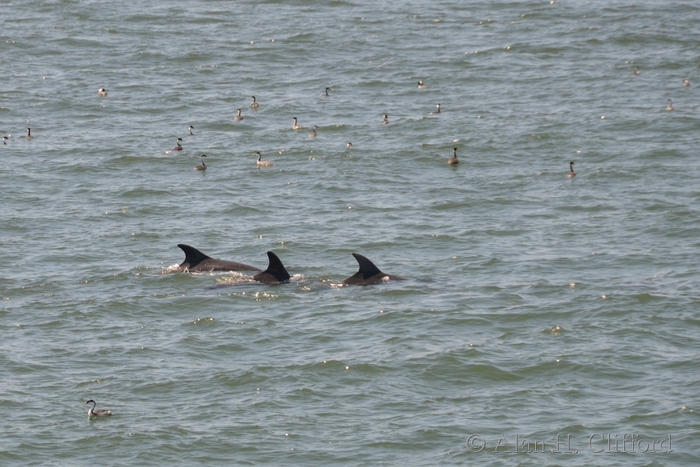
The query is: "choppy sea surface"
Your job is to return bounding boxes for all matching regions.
[1,1,699,465]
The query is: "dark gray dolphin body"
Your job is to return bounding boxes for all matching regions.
[176,244,261,272]
[342,253,405,286]
[253,251,291,284]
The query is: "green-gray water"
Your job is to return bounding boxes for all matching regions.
[1,1,699,465]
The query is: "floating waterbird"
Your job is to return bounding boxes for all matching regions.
[86,400,112,419]
[447,148,459,165]
[194,154,207,171]
[172,138,184,151]
[255,151,273,167]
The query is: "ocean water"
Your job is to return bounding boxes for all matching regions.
[1,0,699,465]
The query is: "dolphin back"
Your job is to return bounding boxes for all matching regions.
[343,253,405,285]
[178,244,211,269]
[352,253,383,279]
[253,251,290,283]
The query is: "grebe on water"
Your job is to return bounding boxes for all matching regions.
[666,99,674,111]
[382,114,389,125]
[172,138,184,151]
[430,103,441,114]
[234,109,243,121]
[567,161,576,178]
[98,88,108,97]
[292,117,302,130]
[417,80,427,89]
[86,400,112,419]
[447,148,459,165]
[26,128,33,140]
[194,154,207,171]
[250,96,260,108]
[255,152,273,167]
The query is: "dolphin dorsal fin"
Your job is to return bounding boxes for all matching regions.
[177,244,211,269]
[263,251,290,282]
[352,253,383,279]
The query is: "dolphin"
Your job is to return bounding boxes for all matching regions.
[176,244,261,272]
[342,253,405,286]
[253,251,291,284]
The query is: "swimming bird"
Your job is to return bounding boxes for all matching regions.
[172,137,184,151]
[447,147,459,165]
[567,161,576,178]
[417,80,428,89]
[98,88,108,97]
[292,117,302,130]
[255,151,273,167]
[253,251,291,284]
[234,109,243,121]
[321,87,331,97]
[666,99,674,111]
[86,400,112,419]
[632,66,640,76]
[382,114,389,125]
[26,128,33,140]
[346,142,353,149]
[430,103,441,115]
[188,125,195,135]
[194,154,207,171]
[309,126,318,137]
[250,96,260,108]
[2,136,7,145]
[683,79,690,87]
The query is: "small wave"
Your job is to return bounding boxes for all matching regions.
[161,263,182,274]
